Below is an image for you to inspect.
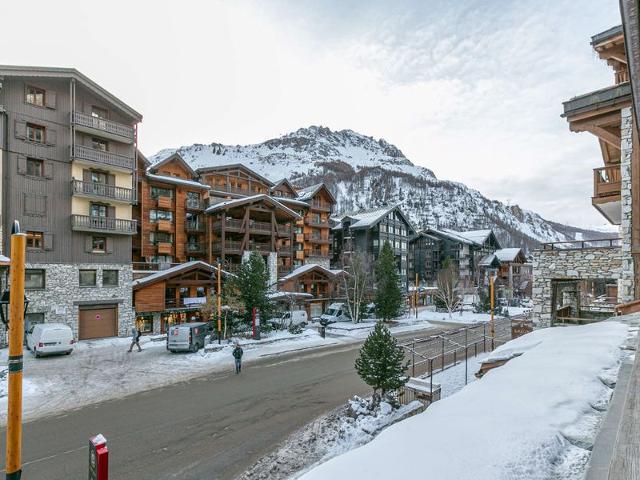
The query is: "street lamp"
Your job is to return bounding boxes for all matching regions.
[0,290,29,328]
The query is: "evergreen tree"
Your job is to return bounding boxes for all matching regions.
[355,322,409,404]
[374,240,403,321]
[230,250,272,325]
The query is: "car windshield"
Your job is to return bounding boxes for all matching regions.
[326,308,338,316]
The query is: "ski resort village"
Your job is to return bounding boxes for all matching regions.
[1,1,640,479]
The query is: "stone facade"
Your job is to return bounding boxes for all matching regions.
[620,107,635,302]
[531,247,624,327]
[21,262,134,338]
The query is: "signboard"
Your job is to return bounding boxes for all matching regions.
[183,297,207,306]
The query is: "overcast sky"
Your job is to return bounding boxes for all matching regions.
[2,0,622,228]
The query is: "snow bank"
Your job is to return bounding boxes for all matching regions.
[299,322,629,480]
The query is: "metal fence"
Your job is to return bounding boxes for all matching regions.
[395,318,515,406]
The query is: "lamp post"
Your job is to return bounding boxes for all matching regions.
[5,221,27,480]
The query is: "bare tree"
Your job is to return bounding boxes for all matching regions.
[342,252,372,323]
[435,260,461,319]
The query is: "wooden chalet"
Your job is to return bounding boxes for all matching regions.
[278,264,346,318]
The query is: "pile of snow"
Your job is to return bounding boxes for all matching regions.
[299,322,630,480]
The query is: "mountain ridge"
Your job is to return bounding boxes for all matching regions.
[150,125,609,251]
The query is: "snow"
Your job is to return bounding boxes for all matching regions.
[495,247,524,262]
[443,228,493,246]
[410,309,494,325]
[299,321,630,480]
[279,263,343,282]
[132,260,229,287]
[145,172,210,189]
[205,194,300,219]
[334,205,400,229]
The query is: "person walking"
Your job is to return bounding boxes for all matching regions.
[127,325,142,353]
[232,342,243,374]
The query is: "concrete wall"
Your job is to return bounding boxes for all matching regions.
[532,247,624,327]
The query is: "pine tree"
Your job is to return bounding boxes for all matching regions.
[355,322,409,404]
[374,240,403,321]
[230,250,272,325]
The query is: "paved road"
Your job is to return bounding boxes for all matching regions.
[0,327,445,480]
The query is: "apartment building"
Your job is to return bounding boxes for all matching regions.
[0,65,141,339]
[533,24,640,325]
[331,205,416,288]
[408,231,442,286]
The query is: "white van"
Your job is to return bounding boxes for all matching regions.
[270,310,308,329]
[320,303,351,325]
[26,323,75,358]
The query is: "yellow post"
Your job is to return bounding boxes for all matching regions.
[217,262,222,342]
[6,227,26,480]
[490,274,495,350]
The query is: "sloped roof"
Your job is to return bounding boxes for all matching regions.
[279,263,346,282]
[425,227,474,245]
[132,261,229,290]
[441,228,501,249]
[271,178,298,196]
[297,183,337,204]
[146,173,210,190]
[148,152,199,179]
[334,205,415,232]
[0,65,142,120]
[494,248,524,263]
[205,194,301,219]
[196,163,274,187]
[479,254,501,268]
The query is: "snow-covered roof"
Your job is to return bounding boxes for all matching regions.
[0,254,10,265]
[494,248,524,263]
[267,291,314,301]
[444,229,492,245]
[278,197,311,208]
[205,194,301,219]
[279,263,346,282]
[479,254,501,268]
[426,228,475,245]
[132,261,230,289]
[146,173,210,190]
[335,205,414,231]
[296,183,337,204]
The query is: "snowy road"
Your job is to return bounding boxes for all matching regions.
[0,326,445,480]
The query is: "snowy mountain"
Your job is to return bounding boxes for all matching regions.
[150,126,608,251]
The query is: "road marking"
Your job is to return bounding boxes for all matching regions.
[0,445,89,472]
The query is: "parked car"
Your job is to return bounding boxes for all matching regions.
[320,303,351,325]
[167,322,212,353]
[269,310,308,329]
[26,323,75,358]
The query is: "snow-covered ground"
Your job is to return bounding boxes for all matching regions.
[323,314,432,337]
[299,321,633,480]
[407,309,494,325]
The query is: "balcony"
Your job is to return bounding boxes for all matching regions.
[212,241,273,255]
[186,243,205,254]
[185,198,204,210]
[72,145,134,171]
[304,233,331,244]
[71,214,136,235]
[305,218,330,228]
[185,221,205,232]
[211,219,291,236]
[593,166,622,224]
[211,184,266,196]
[155,242,173,255]
[279,245,292,256]
[156,196,173,209]
[71,179,134,203]
[310,200,332,212]
[72,112,135,144]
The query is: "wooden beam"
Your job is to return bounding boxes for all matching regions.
[582,125,621,150]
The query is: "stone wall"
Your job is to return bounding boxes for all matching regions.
[620,107,635,302]
[20,262,134,338]
[532,247,624,327]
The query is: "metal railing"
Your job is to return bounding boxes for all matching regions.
[540,238,621,250]
[71,179,133,202]
[71,214,137,234]
[72,111,135,141]
[72,145,134,170]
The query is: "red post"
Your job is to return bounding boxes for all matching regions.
[89,434,108,480]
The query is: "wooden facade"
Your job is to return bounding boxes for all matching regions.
[278,265,345,318]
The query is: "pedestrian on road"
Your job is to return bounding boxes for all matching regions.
[232,342,243,374]
[127,325,142,353]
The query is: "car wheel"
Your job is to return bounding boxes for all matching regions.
[34,350,40,358]
[65,350,72,355]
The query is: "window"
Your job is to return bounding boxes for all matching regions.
[150,232,173,244]
[92,236,106,253]
[26,123,45,143]
[150,209,173,223]
[79,269,97,287]
[91,138,108,152]
[91,171,107,184]
[26,158,44,177]
[150,186,174,199]
[25,269,45,290]
[90,204,108,217]
[25,86,45,107]
[91,106,108,119]
[103,270,119,287]
[26,231,43,250]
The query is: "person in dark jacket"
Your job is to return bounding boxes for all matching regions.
[232,343,243,374]
[127,325,142,353]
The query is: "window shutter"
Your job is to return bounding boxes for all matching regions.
[85,235,93,253]
[107,206,116,218]
[17,155,27,175]
[44,162,53,179]
[23,194,35,215]
[14,120,26,139]
[43,233,54,251]
[36,195,47,215]
[83,169,91,183]
[45,90,57,109]
[106,237,114,254]
[46,128,57,146]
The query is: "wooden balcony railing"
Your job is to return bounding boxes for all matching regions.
[185,221,205,232]
[186,243,205,254]
[211,184,266,196]
[310,200,332,212]
[72,145,135,170]
[211,219,291,236]
[185,198,204,210]
[72,111,135,142]
[304,233,330,244]
[71,179,133,203]
[593,166,621,198]
[305,218,330,228]
[71,214,137,235]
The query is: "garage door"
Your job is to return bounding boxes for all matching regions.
[79,306,118,340]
